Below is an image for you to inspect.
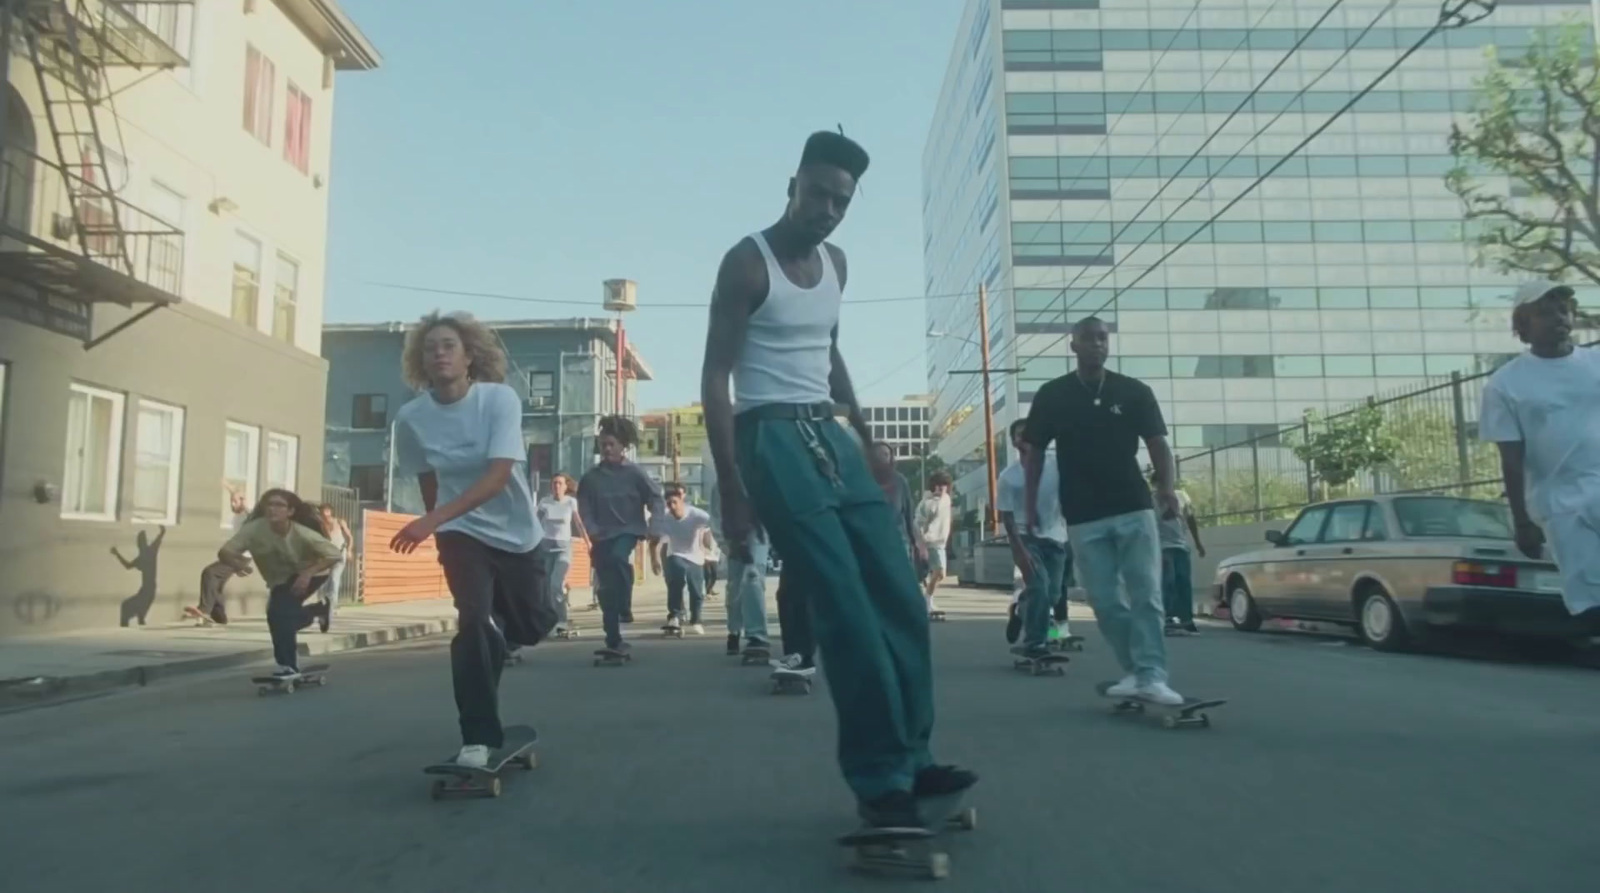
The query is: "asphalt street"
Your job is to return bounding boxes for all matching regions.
[3,590,1598,892]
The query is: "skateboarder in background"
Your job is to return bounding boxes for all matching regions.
[1150,470,1205,635]
[218,489,343,678]
[1480,280,1600,628]
[390,311,557,769]
[701,130,974,828]
[656,482,714,634]
[577,415,665,654]
[704,440,774,656]
[186,484,251,625]
[997,420,1068,657]
[915,474,954,615]
[537,473,588,637]
[1024,316,1186,706]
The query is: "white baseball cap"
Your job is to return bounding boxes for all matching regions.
[1512,279,1575,307]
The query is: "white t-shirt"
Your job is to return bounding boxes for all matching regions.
[656,506,712,565]
[1479,347,1600,524]
[393,382,542,553]
[997,453,1069,544]
[916,493,952,546]
[538,495,579,545]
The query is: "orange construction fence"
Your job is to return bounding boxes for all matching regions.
[359,509,604,604]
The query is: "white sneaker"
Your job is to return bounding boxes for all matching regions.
[455,745,490,769]
[1105,674,1139,698]
[770,653,804,671]
[689,623,705,635]
[1136,681,1184,706]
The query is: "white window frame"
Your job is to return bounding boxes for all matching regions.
[232,232,262,330]
[61,383,126,521]
[131,399,184,525]
[265,431,298,492]
[222,421,260,528]
[272,252,299,344]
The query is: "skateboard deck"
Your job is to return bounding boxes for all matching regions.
[769,668,814,695]
[592,647,632,667]
[1095,681,1226,729]
[423,724,538,800]
[504,651,524,667]
[928,610,948,622]
[740,646,771,667]
[554,626,581,640]
[1049,634,1086,652]
[1011,651,1070,676]
[661,624,685,639]
[251,664,329,696]
[839,791,977,880]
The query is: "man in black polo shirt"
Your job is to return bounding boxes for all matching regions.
[1023,316,1185,706]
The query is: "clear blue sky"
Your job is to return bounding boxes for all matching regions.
[325,0,966,408]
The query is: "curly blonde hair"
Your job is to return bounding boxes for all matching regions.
[401,311,507,390]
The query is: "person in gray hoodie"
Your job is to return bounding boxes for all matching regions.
[577,415,664,653]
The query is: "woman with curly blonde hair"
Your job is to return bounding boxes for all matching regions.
[389,311,556,769]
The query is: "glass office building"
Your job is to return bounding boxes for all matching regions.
[922,0,1594,503]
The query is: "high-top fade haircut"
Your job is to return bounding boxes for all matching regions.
[800,130,870,181]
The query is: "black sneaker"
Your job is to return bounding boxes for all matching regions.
[912,764,979,799]
[1181,622,1200,636]
[1010,643,1050,659]
[858,790,922,829]
[1005,602,1023,644]
[317,602,331,634]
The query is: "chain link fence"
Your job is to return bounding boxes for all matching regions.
[1176,343,1596,526]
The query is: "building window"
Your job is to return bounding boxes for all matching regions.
[350,464,386,503]
[352,394,388,429]
[145,181,185,296]
[243,44,276,144]
[232,233,261,328]
[272,253,299,343]
[131,400,184,524]
[265,432,298,491]
[222,421,260,528]
[62,383,125,520]
[525,371,555,408]
[283,82,312,173]
[77,147,126,257]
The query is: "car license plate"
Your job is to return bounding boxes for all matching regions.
[1534,571,1562,593]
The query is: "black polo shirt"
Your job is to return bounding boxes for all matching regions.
[1023,370,1167,526]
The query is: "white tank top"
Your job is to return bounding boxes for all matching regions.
[733,232,842,413]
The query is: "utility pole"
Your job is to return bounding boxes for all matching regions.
[977,283,998,536]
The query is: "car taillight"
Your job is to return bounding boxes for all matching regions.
[1453,561,1517,588]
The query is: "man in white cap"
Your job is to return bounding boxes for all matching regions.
[1479,280,1600,626]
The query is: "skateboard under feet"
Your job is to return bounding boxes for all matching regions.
[504,651,524,667]
[928,610,948,622]
[1095,680,1226,729]
[593,647,632,667]
[840,792,977,880]
[740,646,771,667]
[554,626,581,640]
[661,624,685,640]
[424,725,538,800]
[252,664,330,696]
[770,668,814,695]
[1011,652,1070,676]
[1049,635,1086,652]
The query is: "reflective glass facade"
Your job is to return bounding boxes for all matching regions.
[922,0,1594,502]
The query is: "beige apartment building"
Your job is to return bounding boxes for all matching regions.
[0,0,378,635]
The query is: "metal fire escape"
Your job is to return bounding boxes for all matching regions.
[0,0,190,347]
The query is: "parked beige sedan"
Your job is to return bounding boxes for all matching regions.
[1212,495,1589,651]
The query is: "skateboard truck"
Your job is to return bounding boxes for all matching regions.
[592,648,632,667]
[842,798,976,880]
[252,664,330,696]
[1011,652,1069,677]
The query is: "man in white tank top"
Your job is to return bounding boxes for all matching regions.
[700,130,974,830]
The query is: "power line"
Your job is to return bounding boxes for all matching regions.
[363,278,1002,310]
[1008,0,1496,374]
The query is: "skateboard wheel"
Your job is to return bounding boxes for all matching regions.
[283,683,296,694]
[483,776,502,798]
[1162,715,1179,729]
[1198,714,1211,728]
[256,688,268,697]
[517,753,537,770]
[926,853,950,880]
[957,808,977,831]
[430,780,448,800]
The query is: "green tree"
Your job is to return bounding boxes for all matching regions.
[1293,406,1399,492]
[1187,469,1305,525]
[1447,22,1600,325]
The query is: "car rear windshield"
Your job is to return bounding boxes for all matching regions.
[1392,497,1513,539]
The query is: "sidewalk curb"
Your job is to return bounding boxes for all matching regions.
[0,616,459,714]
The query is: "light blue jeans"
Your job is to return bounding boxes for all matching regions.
[723,535,771,643]
[1069,509,1168,685]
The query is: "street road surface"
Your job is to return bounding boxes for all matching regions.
[3,603,1597,893]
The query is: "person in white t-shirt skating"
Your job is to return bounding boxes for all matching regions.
[656,482,715,634]
[915,474,954,615]
[1480,280,1600,629]
[996,420,1071,657]
[537,474,588,637]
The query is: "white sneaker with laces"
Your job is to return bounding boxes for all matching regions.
[1136,681,1185,706]
[1105,674,1139,698]
[689,623,705,635]
[770,653,804,671]
[455,745,490,769]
